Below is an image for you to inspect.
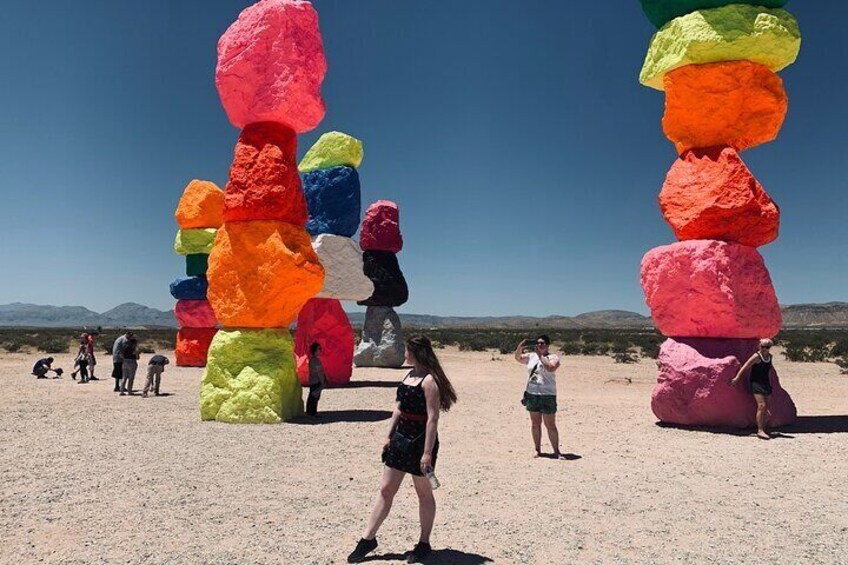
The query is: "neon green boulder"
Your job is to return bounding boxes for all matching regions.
[174,228,217,256]
[298,131,364,173]
[640,5,801,90]
[200,329,304,424]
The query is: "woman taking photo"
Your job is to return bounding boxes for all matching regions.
[347,336,457,564]
[731,338,776,440]
[515,335,562,458]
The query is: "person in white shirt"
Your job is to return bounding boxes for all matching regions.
[514,335,563,459]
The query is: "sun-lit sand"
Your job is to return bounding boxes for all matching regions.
[1,347,846,564]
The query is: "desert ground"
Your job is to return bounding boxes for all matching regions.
[1,347,846,565]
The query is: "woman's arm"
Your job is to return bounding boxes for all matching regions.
[538,353,560,372]
[730,354,758,386]
[383,401,402,449]
[514,340,530,363]
[420,376,441,473]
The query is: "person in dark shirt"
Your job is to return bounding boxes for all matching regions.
[32,357,60,379]
[143,354,170,397]
[731,338,776,440]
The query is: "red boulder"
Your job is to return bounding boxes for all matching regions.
[294,298,354,387]
[175,328,218,367]
[224,122,309,225]
[660,147,779,247]
[359,200,403,253]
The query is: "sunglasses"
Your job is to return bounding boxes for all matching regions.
[536,342,547,346]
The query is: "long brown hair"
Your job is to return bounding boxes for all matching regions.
[406,335,457,411]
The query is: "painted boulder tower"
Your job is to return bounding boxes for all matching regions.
[637,1,799,428]
[355,201,408,368]
[295,131,369,386]
[200,0,328,423]
[171,180,223,366]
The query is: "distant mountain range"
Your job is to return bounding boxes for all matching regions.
[1,302,847,329]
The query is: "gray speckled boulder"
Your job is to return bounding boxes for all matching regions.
[354,306,405,368]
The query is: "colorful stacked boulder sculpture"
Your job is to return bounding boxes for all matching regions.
[294,132,373,386]
[638,1,800,428]
[354,201,409,368]
[200,0,327,424]
[171,180,223,367]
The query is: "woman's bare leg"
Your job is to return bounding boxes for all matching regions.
[754,393,770,439]
[362,467,405,539]
[529,411,542,457]
[542,412,561,456]
[411,474,436,544]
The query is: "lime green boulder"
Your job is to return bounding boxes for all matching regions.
[298,131,364,173]
[640,5,801,90]
[200,329,304,424]
[640,1,788,29]
[174,228,217,256]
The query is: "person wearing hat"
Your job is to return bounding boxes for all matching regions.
[731,338,777,440]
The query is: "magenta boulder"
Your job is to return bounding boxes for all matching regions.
[653,337,796,428]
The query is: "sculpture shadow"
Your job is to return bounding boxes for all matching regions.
[290,409,393,425]
[656,415,848,436]
[784,415,848,434]
[342,380,401,389]
[362,549,493,564]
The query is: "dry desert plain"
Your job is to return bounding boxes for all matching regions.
[1,347,847,565]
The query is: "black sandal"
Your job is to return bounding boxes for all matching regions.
[347,537,378,563]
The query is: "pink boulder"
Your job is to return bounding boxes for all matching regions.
[359,200,403,253]
[174,300,218,329]
[294,298,354,387]
[216,0,327,133]
[652,337,797,428]
[660,147,780,248]
[641,240,782,338]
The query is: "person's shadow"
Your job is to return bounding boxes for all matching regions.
[539,452,582,461]
[289,409,393,425]
[656,415,848,437]
[362,548,493,564]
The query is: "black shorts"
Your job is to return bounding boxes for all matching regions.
[751,381,772,396]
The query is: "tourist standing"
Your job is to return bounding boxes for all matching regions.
[347,336,457,564]
[143,354,170,397]
[306,342,326,417]
[514,335,563,459]
[72,334,90,383]
[120,336,140,395]
[86,328,99,380]
[111,331,132,392]
[731,338,776,440]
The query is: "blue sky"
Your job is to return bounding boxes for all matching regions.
[0,1,844,317]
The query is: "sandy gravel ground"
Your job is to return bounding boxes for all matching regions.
[1,348,846,565]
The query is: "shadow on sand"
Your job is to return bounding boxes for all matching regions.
[342,380,402,389]
[289,409,393,425]
[656,415,848,437]
[362,549,493,564]
[539,452,582,461]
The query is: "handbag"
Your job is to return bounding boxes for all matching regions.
[390,429,425,452]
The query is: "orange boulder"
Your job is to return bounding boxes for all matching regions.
[663,61,787,154]
[207,220,324,328]
[660,147,779,248]
[224,122,309,225]
[174,180,224,229]
[176,328,218,367]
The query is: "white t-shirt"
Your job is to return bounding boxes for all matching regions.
[525,352,559,396]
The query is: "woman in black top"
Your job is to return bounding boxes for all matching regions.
[347,336,457,564]
[731,338,775,440]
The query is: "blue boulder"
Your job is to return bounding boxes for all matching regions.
[170,276,208,300]
[303,166,361,237]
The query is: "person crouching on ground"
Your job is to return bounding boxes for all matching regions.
[347,336,458,564]
[306,342,326,417]
[515,335,563,459]
[143,354,170,398]
[119,336,140,396]
[112,331,133,392]
[32,357,59,379]
[731,338,776,440]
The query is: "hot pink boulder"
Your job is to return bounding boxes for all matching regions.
[295,298,354,387]
[652,338,797,428]
[359,200,403,253]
